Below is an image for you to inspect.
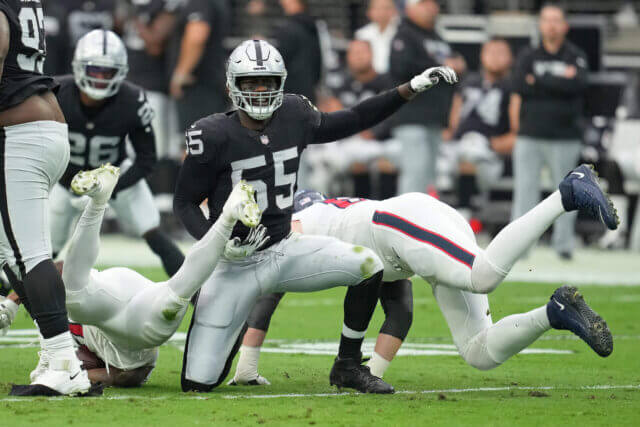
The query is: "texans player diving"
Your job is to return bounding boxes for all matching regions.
[50,29,184,278]
[231,166,617,385]
[173,39,457,393]
[0,165,261,389]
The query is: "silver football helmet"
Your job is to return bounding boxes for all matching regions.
[226,39,287,120]
[72,30,129,100]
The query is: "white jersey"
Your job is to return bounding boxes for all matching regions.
[293,196,412,281]
[66,267,168,371]
[72,323,159,371]
[293,193,479,283]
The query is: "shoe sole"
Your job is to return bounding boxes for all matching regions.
[70,164,120,197]
[557,286,613,357]
[237,181,261,227]
[71,171,100,196]
[583,165,619,230]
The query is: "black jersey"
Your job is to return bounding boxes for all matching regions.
[42,0,70,76]
[65,0,116,46]
[174,88,408,245]
[512,42,588,140]
[0,0,57,111]
[124,0,182,93]
[175,94,321,244]
[454,72,512,140]
[55,75,155,189]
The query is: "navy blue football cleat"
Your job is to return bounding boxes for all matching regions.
[559,164,619,230]
[547,286,613,357]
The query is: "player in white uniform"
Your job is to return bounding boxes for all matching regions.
[0,164,261,387]
[230,164,616,384]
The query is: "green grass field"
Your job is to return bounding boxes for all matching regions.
[1,267,639,426]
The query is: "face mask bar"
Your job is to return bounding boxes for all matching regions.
[72,60,128,100]
[229,88,284,120]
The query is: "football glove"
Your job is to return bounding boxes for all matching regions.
[410,66,458,93]
[224,224,270,260]
[0,296,19,336]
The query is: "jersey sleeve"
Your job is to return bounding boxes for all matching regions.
[174,118,223,239]
[183,0,214,23]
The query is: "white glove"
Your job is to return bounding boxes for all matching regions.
[224,224,271,260]
[410,66,458,93]
[0,296,19,336]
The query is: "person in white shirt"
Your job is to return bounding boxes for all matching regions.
[355,0,400,74]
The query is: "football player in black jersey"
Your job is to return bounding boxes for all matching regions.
[50,29,184,279]
[173,39,457,393]
[0,0,94,396]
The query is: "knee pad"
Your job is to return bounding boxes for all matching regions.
[355,247,384,280]
[459,329,501,371]
[379,279,413,340]
[469,252,507,294]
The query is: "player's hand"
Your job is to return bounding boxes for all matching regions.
[410,66,458,93]
[170,71,196,99]
[224,224,270,260]
[0,296,18,336]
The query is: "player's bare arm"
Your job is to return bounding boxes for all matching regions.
[0,10,8,82]
[0,11,63,127]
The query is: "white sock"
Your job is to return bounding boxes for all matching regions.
[367,352,391,378]
[42,331,80,368]
[485,305,550,365]
[235,345,261,380]
[486,191,565,274]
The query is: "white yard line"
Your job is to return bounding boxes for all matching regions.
[0,384,638,402]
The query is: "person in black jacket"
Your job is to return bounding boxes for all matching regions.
[389,0,466,195]
[275,0,322,103]
[510,3,588,260]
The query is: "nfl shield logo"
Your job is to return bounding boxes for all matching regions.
[260,135,270,145]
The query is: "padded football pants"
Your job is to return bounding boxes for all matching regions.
[181,233,383,391]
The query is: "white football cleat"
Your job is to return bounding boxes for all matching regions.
[227,374,271,386]
[71,164,120,205]
[222,180,261,227]
[32,358,91,396]
[30,349,50,383]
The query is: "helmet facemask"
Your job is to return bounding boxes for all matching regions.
[228,74,285,121]
[73,61,128,100]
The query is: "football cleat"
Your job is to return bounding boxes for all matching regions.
[559,164,619,230]
[71,164,120,205]
[547,286,613,357]
[222,180,261,227]
[227,374,271,386]
[329,355,394,394]
[31,358,92,396]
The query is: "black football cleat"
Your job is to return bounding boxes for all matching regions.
[559,164,619,230]
[329,355,394,394]
[547,285,613,357]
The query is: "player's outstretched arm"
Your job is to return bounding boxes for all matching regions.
[312,66,457,144]
[0,11,9,83]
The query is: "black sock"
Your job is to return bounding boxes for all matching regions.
[378,172,397,199]
[338,271,383,359]
[22,259,68,338]
[145,229,185,277]
[457,174,477,209]
[351,172,372,199]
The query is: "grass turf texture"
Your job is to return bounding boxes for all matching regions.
[1,266,639,426]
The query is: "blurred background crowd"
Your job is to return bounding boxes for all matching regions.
[42,0,640,259]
